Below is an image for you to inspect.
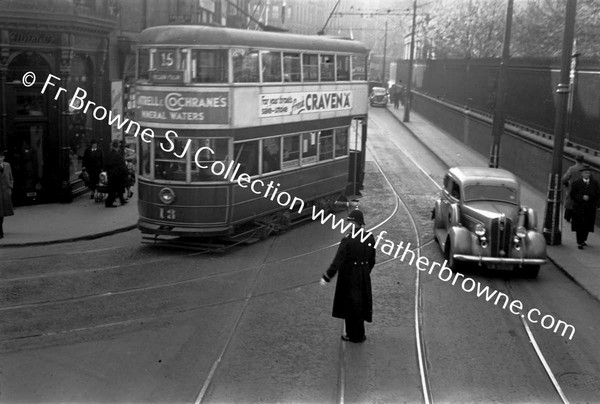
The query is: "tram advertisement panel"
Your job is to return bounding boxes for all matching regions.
[259,90,352,118]
[136,88,229,124]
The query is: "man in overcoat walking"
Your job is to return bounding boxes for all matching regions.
[0,150,14,238]
[562,154,584,222]
[570,166,600,249]
[320,209,376,343]
[104,140,128,208]
[82,139,104,200]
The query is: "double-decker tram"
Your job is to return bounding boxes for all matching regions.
[134,25,370,244]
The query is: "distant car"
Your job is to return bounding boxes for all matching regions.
[369,87,388,107]
[432,167,546,278]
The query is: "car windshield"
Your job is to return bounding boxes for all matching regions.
[372,88,386,95]
[464,184,518,204]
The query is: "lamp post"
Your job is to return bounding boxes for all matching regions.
[488,0,513,168]
[542,0,578,245]
[403,0,417,122]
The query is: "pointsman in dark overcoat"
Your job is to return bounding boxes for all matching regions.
[321,209,376,343]
[570,165,600,249]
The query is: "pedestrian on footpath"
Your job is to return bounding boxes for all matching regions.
[562,154,585,222]
[320,209,376,343]
[104,140,128,208]
[0,150,15,239]
[82,139,104,200]
[569,165,600,249]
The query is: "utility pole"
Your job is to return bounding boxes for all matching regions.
[382,19,388,85]
[488,0,513,168]
[403,0,417,122]
[543,0,578,245]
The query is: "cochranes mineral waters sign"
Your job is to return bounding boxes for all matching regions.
[259,91,352,117]
[136,88,229,124]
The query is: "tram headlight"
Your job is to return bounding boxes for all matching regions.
[159,187,175,205]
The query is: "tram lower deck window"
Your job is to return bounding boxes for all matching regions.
[334,128,349,157]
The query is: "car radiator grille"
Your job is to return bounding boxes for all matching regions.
[491,216,512,257]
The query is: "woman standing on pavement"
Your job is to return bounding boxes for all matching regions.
[0,150,15,239]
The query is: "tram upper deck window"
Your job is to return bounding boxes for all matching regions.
[138,48,150,80]
[319,129,334,161]
[282,135,300,169]
[351,54,368,81]
[191,49,228,83]
[261,51,282,83]
[191,138,229,182]
[320,55,334,82]
[302,54,318,82]
[234,141,259,177]
[283,52,301,82]
[334,128,349,157]
[336,55,350,81]
[233,49,259,83]
[262,137,281,174]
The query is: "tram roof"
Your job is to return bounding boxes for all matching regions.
[139,25,370,54]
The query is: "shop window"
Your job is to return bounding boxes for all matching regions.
[261,51,282,83]
[320,55,334,82]
[16,93,46,116]
[319,130,334,161]
[233,48,259,83]
[283,52,301,82]
[302,132,318,165]
[302,54,318,82]
[262,137,281,174]
[334,128,348,157]
[191,49,228,83]
[282,135,300,169]
[190,138,229,182]
[336,55,350,81]
[234,141,259,177]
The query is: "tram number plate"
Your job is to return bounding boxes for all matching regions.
[159,207,177,220]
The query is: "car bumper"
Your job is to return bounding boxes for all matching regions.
[454,254,546,265]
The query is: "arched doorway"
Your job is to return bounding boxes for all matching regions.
[6,52,52,205]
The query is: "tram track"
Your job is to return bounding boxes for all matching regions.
[376,108,570,404]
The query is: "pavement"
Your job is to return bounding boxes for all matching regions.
[1,108,598,303]
[0,188,138,248]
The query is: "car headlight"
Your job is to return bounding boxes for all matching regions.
[516,226,527,238]
[159,187,175,205]
[475,223,486,236]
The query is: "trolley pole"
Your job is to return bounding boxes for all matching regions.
[403,0,417,122]
[488,0,513,168]
[543,0,577,245]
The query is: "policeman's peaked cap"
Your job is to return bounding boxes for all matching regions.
[347,209,365,226]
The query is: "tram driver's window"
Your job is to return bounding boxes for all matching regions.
[283,52,301,82]
[320,55,334,82]
[234,141,259,177]
[319,130,334,161]
[282,135,300,169]
[262,137,281,174]
[302,132,318,165]
[302,54,318,82]
[191,49,228,83]
[336,55,350,81]
[261,51,282,83]
[233,48,259,83]
[138,48,150,80]
[334,128,348,157]
[351,54,368,81]
[154,139,186,181]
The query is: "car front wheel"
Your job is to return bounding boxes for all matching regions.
[521,265,540,279]
[444,240,462,272]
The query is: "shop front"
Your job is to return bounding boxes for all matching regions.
[0,1,116,205]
